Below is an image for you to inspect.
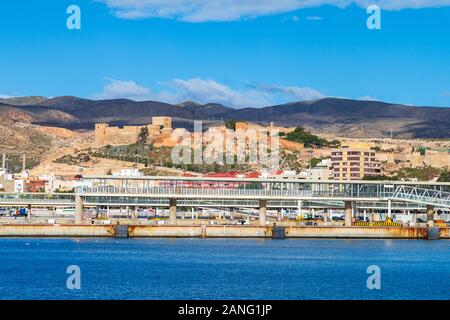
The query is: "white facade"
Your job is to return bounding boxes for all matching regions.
[311,158,333,181]
[14,179,24,193]
[112,168,143,177]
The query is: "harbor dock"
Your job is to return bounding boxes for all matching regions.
[0,224,448,239]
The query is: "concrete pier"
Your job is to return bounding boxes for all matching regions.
[75,195,83,224]
[259,199,267,226]
[427,205,435,227]
[344,201,352,226]
[169,198,177,225]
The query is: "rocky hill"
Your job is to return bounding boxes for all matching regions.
[0,102,80,156]
[0,96,48,106]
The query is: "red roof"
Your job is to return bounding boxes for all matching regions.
[181,172,195,177]
[203,171,261,178]
[204,172,240,178]
[244,172,261,178]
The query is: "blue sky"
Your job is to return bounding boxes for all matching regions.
[0,0,450,108]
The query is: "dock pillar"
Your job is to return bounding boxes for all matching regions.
[272,226,286,239]
[387,200,392,218]
[427,227,440,240]
[115,224,129,238]
[297,200,302,219]
[27,204,32,220]
[130,206,137,221]
[277,209,282,221]
[426,205,435,227]
[373,211,381,222]
[344,201,352,227]
[169,198,177,225]
[412,209,418,224]
[75,195,83,224]
[259,200,267,226]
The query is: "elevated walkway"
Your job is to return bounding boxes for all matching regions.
[392,185,450,208]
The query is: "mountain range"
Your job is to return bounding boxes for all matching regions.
[1,96,449,138]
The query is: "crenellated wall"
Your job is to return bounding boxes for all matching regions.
[95,116,173,146]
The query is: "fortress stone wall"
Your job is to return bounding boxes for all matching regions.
[95,116,173,146]
[377,151,450,168]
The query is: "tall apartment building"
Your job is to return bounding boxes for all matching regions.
[331,146,381,180]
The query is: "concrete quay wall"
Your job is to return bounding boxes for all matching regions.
[130,225,203,237]
[285,226,429,239]
[0,224,114,237]
[0,224,448,239]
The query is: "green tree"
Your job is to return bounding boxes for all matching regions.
[417,146,426,156]
[138,127,149,145]
[438,170,450,182]
[225,119,238,130]
[285,127,339,148]
[363,175,395,181]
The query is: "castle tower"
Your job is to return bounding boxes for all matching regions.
[95,123,109,146]
[152,116,173,135]
[152,116,172,129]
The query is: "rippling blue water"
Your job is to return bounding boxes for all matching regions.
[0,238,448,300]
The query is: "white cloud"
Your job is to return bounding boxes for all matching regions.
[97,0,450,22]
[169,78,272,107]
[94,77,328,108]
[259,84,326,101]
[94,78,272,107]
[94,78,154,101]
[306,16,323,20]
[358,95,379,101]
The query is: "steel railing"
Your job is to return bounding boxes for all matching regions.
[76,186,389,199]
